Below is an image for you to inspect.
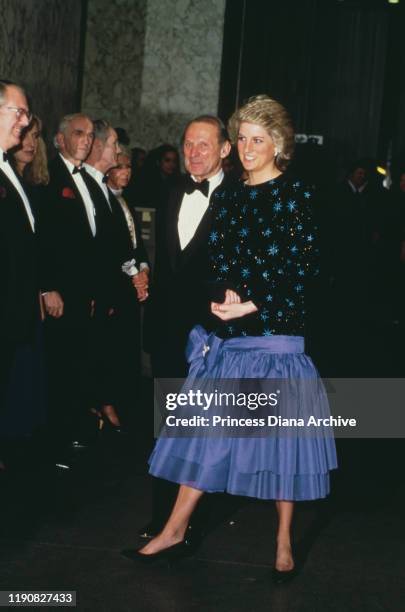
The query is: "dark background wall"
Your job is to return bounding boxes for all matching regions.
[1,0,404,177]
[218,0,405,178]
[0,0,84,143]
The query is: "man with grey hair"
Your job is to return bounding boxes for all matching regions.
[0,79,35,469]
[40,112,101,464]
[83,120,149,429]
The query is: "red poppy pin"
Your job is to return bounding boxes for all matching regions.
[62,187,75,199]
[0,186,7,198]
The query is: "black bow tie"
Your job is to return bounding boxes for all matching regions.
[102,174,108,183]
[185,177,209,197]
[72,165,84,175]
[3,151,9,162]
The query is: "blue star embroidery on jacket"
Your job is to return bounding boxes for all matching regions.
[249,189,258,200]
[260,309,269,321]
[287,200,296,212]
[238,227,249,238]
[241,267,251,278]
[209,231,218,244]
[304,191,311,198]
[267,243,279,256]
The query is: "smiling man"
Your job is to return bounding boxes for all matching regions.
[141,115,231,539]
[0,80,37,469]
[150,115,231,378]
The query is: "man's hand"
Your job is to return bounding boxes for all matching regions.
[136,287,149,302]
[132,269,149,291]
[43,291,64,318]
[211,299,257,321]
[132,269,149,302]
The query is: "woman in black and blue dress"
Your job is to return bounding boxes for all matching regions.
[127,96,337,579]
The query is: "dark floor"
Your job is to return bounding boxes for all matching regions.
[0,423,404,611]
[1,318,405,612]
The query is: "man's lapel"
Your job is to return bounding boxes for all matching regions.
[0,166,34,234]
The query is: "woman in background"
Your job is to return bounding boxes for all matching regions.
[12,114,49,189]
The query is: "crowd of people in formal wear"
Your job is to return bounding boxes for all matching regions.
[0,80,150,471]
[1,78,405,582]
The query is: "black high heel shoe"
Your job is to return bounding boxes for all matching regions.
[121,539,193,565]
[95,407,126,435]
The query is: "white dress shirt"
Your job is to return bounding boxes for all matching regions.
[0,146,35,232]
[178,169,223,250]
[59,155,96,236]
[83,163,112,211]
[110,187,149,276]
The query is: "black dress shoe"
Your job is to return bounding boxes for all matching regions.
[121,540,192,564]
[70,440,88,450]
[272,567,296,585]
[54,461,71,471]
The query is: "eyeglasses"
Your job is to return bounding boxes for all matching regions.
[2,106,33,122]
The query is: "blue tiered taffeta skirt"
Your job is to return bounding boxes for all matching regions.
[149,325,337,501]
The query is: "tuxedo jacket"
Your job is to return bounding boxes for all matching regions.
[0,166,38,343]
[40,155,100,312]
[82,173,149,310]
[150,174,227,347]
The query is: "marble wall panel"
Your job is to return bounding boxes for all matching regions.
[137,0,226,148]
[81,0,226,150]
[0,0,83,144]
[81,0,147,142]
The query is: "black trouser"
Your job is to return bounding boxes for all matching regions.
[89,296,141,417]
[44,307,93,447]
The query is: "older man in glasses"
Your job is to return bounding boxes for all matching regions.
[0,79,37,469]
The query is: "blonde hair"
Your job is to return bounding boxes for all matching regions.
[228,95,295,171]
[23,116,49,186]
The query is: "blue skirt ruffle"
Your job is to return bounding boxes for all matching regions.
[149,326,337,501]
